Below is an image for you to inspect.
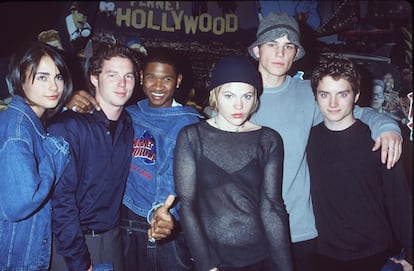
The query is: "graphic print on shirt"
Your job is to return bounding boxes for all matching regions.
[132,130,156,165]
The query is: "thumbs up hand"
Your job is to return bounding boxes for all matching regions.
[147,195,175,241]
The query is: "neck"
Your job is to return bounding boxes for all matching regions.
[259,69,287,88]
[214,117,245,132]
[96,97,123,121]
[324,117,356,131]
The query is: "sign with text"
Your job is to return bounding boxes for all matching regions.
[95,1,258,42]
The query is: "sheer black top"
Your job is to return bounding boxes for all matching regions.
[174,121,293,271]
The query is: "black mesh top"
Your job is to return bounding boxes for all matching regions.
[174,121,293,271]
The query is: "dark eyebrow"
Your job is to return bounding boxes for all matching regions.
[35,72,50,75]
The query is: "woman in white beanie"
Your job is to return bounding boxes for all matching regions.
[174,55,293,271]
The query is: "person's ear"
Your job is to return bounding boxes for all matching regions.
[139,70,144,85]
[176,73,183,88]
[252,46,260,59]
[90,74,98,88]
[294,48,301,61]
[354,92,360,103]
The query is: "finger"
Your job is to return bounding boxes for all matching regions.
[77,94,94,107]
[394,140,402,165]
[372,137,381,152]
[65,96,79,109]
[70,90,100,112]
[77,103,92,113]
[386,146,395,169]
[89,96,101,111]
[153,218,174,230]
[147,229,156,243]
[78,90,100,111]
[154,204,174,223]
[151,228,172,239]
[151,223,172,239]
[385,136,401,169]
[67,94,91,112]
[152,195,175,220]
[151,212,174,239]
[389,145,400,169]
[380,140,389,165]
[162,195,175,210]
[153,210,173,227]
[76,89,91,97]
[149,220,172,240]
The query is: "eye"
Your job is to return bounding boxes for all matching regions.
[284,44,295,50]
[244,93,254,100]
[145,75,155,81]
[36,74,48,81]
[125,74,135,80]
[55,74,64,81]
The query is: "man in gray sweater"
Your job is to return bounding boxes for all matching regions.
[248,12,403,271]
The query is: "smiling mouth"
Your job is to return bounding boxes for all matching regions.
[151,92,165,97]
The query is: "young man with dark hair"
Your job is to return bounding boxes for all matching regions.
[248,12,403,271]
[308,55,412,271]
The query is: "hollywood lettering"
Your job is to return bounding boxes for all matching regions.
[115,7,238,35]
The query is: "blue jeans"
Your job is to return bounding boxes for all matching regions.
[120,205,194,271]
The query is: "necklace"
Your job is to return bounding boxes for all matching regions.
[214,117,245,132]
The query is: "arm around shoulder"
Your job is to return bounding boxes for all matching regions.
[354,105,403,168]
[354,105,401,139]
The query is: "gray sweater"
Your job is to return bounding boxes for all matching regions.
[251,75,401,243]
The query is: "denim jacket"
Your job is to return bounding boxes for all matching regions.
[123,99,202,221]
[0,95,70,270]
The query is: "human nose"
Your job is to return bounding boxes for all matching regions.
[49,79,59,92]
[274,45,284,56]
[118,76,127,87]
[234,98,243,109]
[329,96,338,107]
[153,78,164,89]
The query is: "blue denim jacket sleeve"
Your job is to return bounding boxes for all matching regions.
[0,137,69,221]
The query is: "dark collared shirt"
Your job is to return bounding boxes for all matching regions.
[48,109,133,271]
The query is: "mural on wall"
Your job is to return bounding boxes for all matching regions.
[89,1,261,105]
[1,1,260,102]
[0,1,412,130]
[95,1,257,37]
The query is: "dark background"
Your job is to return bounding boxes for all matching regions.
[0,1,412,183]
[0,2,71,56]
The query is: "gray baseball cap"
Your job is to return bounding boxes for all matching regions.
[248,12,305,61]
